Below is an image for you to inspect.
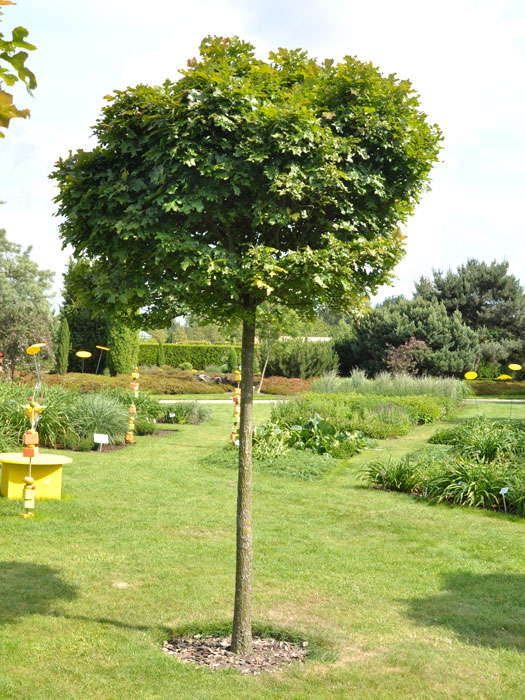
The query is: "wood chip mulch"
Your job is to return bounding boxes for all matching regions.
[162,635,308,674]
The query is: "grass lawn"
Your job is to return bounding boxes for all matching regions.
[1,401,525,699]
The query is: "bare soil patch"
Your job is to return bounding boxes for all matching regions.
[162,634,308,674]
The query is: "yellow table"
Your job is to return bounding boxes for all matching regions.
[0,453,72,500]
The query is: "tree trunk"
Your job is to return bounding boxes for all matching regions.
[231,310,255,654]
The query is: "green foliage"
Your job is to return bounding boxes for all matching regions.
[256,450,335,481]
[161,402,211,425]
[467,380,525,396]
[0,384,75,447]
[0,230,54,375]
[52,35,441,330]
[134,416,156,435]
[362,456,422,493]
[67,393,128,444]
[107,322,137,376]
[429,417,525,462]
[226,346,237,373]
[41,371,231,395]
[364,418,525,516]
[55,316,70,375]
[179,361,192,371]
[156,342,165,367]
[0,3,36,136]
[61,259,108,374]
[429,459,510,509]
[266,338,339,379]
[415,259,525,340]
[287,413,364,455]
[336,297,479,376]
[270,392,444,440]
[138,343,241,370]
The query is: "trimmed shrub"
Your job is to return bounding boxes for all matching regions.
[55,317,70,375]
[466,380,525,396]
[156,342,165,367]
[227,347,238,373]
[138,343,241,370]
[107,323,137,375]
[266,338,339,379]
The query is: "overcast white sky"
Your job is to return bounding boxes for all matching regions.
[1,0,524,311]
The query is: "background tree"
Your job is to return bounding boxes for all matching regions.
[386,336,428,374]
[156,341,165,367]
[55,316,70,375]
[52,36,441,652]
[0,0,36,136]
[61,259,108,373]
[337,296,479,376]
[415,259,525,369]
[107,321,137,375]
[0,229,54,376]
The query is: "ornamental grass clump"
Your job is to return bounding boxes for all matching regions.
[0,384,75,448]
[313,369,470,405]
[429,417,525,462]
[67,393,128,445]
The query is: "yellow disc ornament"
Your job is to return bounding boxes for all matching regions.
[95,346,110,351]
[76,351,92,358]
[26,345,44,355]
[508,364,522,371]
[464,371,478,380]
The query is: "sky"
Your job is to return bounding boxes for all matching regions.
[1,0,524,312]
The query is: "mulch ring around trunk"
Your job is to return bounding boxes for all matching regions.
[162,635,308,674]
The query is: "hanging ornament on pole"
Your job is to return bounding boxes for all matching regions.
[230,366,242,447]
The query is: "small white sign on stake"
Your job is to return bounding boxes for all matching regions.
[94,433,109,452]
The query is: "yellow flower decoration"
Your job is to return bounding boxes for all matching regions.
[508,363,522,371]
[464,371,478,380]
[26,343,46,355]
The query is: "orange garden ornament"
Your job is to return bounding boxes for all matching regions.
[230,366,242,446]
[21,344,47,517]
[126,367,139,444]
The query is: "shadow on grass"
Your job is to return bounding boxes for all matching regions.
[404,571,525,651]
[0,561,77,625]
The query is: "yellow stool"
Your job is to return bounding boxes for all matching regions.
[0,453,72,500]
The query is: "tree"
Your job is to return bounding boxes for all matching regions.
[386,336,428,374]
[0,229,54,376]
[55,316,70,375]
[107,321,137,375]
[337,296,479,376]
[415,260,525,338]
[61,259,108,373]
[156,341,165,367]
[0,1,36,136]
[52,36,441,652]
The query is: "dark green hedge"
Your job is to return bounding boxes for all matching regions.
[138,343,241,370]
